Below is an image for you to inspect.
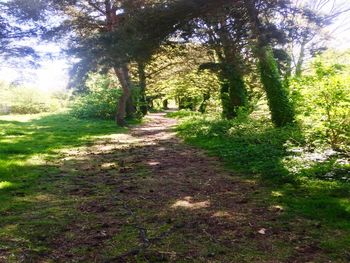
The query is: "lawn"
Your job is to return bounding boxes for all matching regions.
[0,113,126,259]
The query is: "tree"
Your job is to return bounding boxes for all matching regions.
[0,1,41,66]
[31,0,146,125]
[244,0,295,127]
[288,0,350,77]
[51,0,223,124]
[141,44,219,112]
[194,5,250,119]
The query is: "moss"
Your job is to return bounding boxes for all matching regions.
[220,63,248,119]
[258,47,295,127]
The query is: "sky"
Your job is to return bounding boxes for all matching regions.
[318,0,350,50]
[0,42,69,92]
[0,0,350,92]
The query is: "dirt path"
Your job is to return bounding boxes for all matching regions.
[34,113,324,262]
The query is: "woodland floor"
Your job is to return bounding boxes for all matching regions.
[0,113,346,262]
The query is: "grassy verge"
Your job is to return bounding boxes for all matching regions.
[171,112,350,260]
[0,112,126,259]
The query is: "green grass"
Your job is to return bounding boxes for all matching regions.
[0,112,126,207]
[0,112,127,259]
[173,113,350,259]
[166,109,202,119]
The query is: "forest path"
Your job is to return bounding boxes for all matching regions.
[40,113,320,262]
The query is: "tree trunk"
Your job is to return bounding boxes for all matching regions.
[245,0,295,127]
[199,93,210,114]
[216,19,248,119]
[295,37,307,77]
[220,63,247,119]
[163,99,169,110]
[114,65,132,126]
[125,96,136,119]
[137,62,148,116]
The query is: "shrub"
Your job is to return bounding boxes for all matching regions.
[70,74,122,120]
[291,61,350,151]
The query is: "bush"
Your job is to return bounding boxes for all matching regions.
[291,61,350,151]
[70,74,122,120]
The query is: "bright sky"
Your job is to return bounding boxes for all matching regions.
[317,0,350,50]
[0,41,70,92]
[0,58,69,92]
[0,0,349,92]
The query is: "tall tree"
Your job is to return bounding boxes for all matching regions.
[196,6,250,119]
[244,0,295,127]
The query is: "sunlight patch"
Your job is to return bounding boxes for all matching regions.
[211,211,246,220]
[171,196,210,210]
[212,211,232,218]
[148,161,160,166]
[0,181,13,189]
[0,114,45,122]
[271,191,283,197]
[269,205,284,212]
[34,194,54,202]
[26,155,46,165]
[101,162,117,169]
[92,133,136,143]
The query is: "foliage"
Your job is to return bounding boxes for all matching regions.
[0,82,70,115]
[143,44,220,112]
[70,73,121,120]
[167,70,220,111]
[166,109,201,119]
[257,47,296,127]
[0,0,41,65]
[219,63,248,119]
[291,59,350,151]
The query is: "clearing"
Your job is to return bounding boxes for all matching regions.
[0,113,348,262]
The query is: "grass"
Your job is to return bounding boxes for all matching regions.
[1,110,349,261]
[0,112,127,260]
[172,112,350,260]
[0,112,126,207]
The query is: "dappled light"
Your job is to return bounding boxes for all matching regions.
[171,196,210,210]
[1,111,349,261]
[0,181,13,190]
[1,0,350,261]
[271,191,283,197]
[147,161,160,166]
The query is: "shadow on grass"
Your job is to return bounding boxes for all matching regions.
[0,113,349,261]
[175,117,300,183]
[0,113,126,160]
[175,116,350,232]
[0,116,325,262]
[0,113,127,210]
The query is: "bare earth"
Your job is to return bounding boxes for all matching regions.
[30,113,326,262]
